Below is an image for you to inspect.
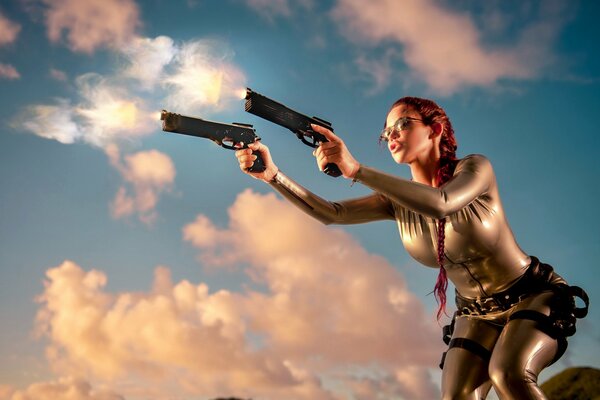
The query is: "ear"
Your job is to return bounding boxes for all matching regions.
[429,122,444,138]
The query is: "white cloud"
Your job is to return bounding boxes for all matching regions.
[0,12,20,46]
[21,99,83,144]
[19,73,157,147]
[120,35,177,90]
[0,63,20,79]
[41,0,140,53]
[331,0,568,95]
[35,190,442,399]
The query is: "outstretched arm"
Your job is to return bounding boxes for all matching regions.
[269,171,395,225]
[236,141,395,225]
[311,124,493,220]
[354,155,493,219]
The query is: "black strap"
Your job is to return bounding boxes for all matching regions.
[569,285,589,319]
[442,313,457,345]
[509,310,568,365]
[449,338,492,362]
[439,337,492,370]
[509,310,558,338]
[439,351,447,370]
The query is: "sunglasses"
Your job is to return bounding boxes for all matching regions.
[379,117,424,142]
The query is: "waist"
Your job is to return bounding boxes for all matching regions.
[455,256,555,316]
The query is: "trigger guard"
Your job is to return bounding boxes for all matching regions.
[298,130,319,148]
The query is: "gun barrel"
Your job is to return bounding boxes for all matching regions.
[244,89,333,134]
[161,110,259,149]
[161,110,222,140]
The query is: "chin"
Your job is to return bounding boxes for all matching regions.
[390,151,406,164]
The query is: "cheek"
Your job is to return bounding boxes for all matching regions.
[405,130,430,149]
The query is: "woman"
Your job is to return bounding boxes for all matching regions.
[235,97,587,400]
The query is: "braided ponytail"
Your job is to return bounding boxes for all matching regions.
[433,141,457,319]
[385,97,458,320]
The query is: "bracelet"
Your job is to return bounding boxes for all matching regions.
[350,164,360,187]
[269,169,280,184]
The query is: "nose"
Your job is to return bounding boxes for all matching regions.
[388,128,401,140]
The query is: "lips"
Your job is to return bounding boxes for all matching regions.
[389,141,403,152]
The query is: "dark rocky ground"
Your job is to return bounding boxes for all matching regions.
[541,367,600,400]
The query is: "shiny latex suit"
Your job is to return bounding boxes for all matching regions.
[269,154,564,399]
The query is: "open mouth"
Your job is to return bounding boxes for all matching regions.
[389,141,403,152]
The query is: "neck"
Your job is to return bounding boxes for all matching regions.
[409,150,440,187]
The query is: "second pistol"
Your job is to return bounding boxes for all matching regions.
[161,110,266,173]
[244,88,342,177]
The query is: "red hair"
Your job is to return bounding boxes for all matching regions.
[385,97,458,320]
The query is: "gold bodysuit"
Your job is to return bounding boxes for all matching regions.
[267,154,571,399]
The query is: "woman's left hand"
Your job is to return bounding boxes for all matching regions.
[311,124,360,179]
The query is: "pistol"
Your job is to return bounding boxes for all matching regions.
[161,110,265,173]
[244,88,342,177]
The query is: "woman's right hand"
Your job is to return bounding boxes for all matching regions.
[235,141,279,182]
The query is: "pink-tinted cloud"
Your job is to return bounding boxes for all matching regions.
[36,261,337,399]
[105,145,176,225]
[331,0,567,95]
[183,190,440,366]
[0,385,14,400]
[49,68,67,81]
[347,368,439,400]
[0,12,20,46]
[0,63,20,79]
[35,191,442,399]
[0,376,124,400]
[41,0,140,53]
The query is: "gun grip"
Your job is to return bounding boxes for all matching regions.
[247,149,266,173]
[324,163,342,178]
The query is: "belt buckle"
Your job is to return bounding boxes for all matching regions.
[461,306,476,316]
[476,296,501,313]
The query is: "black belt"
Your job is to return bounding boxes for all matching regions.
[455,256,554,316]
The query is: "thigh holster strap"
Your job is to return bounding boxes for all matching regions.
[439,338,492,370]
[509,310,568,364]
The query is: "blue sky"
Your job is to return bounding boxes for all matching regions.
[0,0,599,399]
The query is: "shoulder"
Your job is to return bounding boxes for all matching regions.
[456,154,493,172]
[453,154,495,184]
